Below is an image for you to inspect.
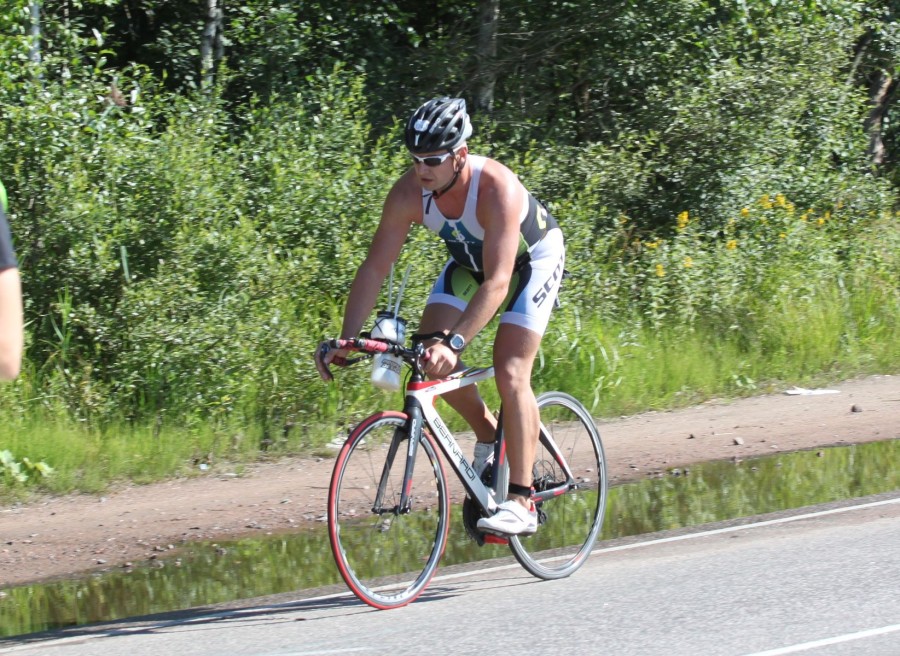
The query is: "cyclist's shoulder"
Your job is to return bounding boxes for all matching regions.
[383,168,426,219]
[477,156,526,190]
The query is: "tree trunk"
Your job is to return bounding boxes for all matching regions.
[201,0,223,89]
[865,70,898,167]
[473,0,499,114]
[29,2,41,65]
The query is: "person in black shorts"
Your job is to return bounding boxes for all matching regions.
[0,180,23,380]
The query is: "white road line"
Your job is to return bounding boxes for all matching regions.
[742,622,900,655]
[590,495,900,557]
[266,650,371,655]
[433,494,900,575]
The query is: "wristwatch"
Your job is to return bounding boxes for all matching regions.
[445,333,466,353]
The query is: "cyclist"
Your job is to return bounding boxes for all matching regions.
[316,97,565,536]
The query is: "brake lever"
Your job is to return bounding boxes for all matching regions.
[317,341,375,380]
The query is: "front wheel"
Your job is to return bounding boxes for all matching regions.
[509,392,608,579]
[327,412,450,609]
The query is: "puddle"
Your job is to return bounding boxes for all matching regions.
[3,439,899,637]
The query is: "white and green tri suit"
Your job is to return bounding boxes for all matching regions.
[422,155,565,336]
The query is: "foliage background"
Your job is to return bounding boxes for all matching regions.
[0,0,898,491]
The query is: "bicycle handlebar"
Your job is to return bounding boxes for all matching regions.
[328,337,408,356]
[316,336,427,381]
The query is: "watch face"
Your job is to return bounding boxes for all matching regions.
[449,334,465,351]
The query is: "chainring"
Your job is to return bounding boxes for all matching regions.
[462,467,495,545]
[462,495,486,546]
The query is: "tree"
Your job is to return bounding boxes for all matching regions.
[200,0,223,89]
[474,0,499,113]
[852,1,900,170]
[29,1,40,65]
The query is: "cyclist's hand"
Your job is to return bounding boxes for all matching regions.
[315,341,349,381]
[424,341,458,379]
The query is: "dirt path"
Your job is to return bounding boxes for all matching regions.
[1,374,897,589]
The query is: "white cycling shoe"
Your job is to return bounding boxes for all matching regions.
[477,499,538,536]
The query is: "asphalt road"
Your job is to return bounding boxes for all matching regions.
[4,493,900,656]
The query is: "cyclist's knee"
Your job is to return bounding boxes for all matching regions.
[494,363,533,398]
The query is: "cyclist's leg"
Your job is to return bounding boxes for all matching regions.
[492,323,541,498]
[480,229,565,532]
[419,298,497,444]
[475,324,542,535]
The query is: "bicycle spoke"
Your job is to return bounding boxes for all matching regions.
[508,392,607,579]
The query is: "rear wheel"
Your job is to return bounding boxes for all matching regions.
[509,392,607,579]
[328,412,449,609]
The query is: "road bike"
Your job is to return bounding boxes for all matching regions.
[320,334,608,610]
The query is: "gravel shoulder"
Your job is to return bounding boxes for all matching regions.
[1,374,897,589]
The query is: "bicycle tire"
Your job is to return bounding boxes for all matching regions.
[508,391,607,579]
[328,411,450,609]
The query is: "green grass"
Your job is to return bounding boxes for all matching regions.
[537,272,900,418]
[2,268,898,502]
[3,174,900,502]
[0,418,264,498]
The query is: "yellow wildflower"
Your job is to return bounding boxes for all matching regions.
[683,256,693,268]
[655,263,665,277]
[817,218,825,226]
[726,239,738,250]
[645,240,659,250]
[740,207,750,217]
[759,194,773,209]
[775,193,787,207]
[779,233,786,239]
[677,211,689,230]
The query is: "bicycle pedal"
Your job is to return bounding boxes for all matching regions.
[482,534,509,546]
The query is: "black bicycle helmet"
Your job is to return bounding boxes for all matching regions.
[405,97,473,154]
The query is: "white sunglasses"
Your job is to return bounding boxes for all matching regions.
[411,151,456,167]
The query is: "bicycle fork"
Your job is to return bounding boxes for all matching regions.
[371,404,425,516]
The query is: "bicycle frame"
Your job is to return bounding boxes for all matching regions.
[325,337,582,523]
[399,366,501,515]
[391,366,582,522]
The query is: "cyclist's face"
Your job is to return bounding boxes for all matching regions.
[411,148,464,189]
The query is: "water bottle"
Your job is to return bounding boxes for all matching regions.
[370,311,407,391]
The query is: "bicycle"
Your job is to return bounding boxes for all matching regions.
[320,333,608,610]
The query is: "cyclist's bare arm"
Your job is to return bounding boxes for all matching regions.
[0,267,22,380]
[316,173,418,379]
